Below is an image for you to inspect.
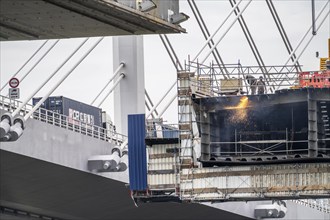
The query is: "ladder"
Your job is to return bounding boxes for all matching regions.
[177,70,195,199]
[177,70,195,166]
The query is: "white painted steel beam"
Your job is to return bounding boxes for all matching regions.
[97,73,125,108]
[0,40,48,93]
[146,80,177,119]
[11,38,89,118]
[24,37,104,121]
[276,1,329,89]
[192,0,243,62]
[200,0,252,65]
[91,62,125,105]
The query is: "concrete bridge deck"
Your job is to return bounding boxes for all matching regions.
[0,0,185,41]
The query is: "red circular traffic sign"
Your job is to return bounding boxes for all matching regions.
[9,77,19,88]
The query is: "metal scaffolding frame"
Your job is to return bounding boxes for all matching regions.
[186,60,300,95]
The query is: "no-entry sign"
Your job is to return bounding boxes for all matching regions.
[9,77,19,88]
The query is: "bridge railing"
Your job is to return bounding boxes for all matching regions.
[293,199,330,214]
[0,95,126,145]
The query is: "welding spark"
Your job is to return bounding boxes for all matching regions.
[224,96,249,110]
[225,96,250,123]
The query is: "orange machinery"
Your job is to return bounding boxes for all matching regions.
[292,38,330,89]
[298,70,330,88]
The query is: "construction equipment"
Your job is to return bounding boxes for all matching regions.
[293,39,330,89]
[298,70,330,88]
[319,38,330,71]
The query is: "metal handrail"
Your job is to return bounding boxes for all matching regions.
[0,95,127,144]
[145,121,179,139]
[292,199,330,213]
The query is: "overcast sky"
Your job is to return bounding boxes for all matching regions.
[0,0,329,126]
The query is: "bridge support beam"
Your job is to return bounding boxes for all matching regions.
[308,89,318,157]
[113,36,145,135]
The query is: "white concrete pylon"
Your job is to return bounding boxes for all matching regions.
[113,36,145,135]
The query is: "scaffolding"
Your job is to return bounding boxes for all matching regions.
[186,61,302,97]
[139,67,330,204]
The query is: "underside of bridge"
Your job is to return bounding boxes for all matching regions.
[0,0,185,41]
[0,150,251,220]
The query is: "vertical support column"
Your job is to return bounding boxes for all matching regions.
[113,36,145,135]
[200,110,210,161]
[308,89,318,157]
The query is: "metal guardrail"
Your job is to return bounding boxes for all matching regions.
[0,95,127,145]
[145,119,179,139]
[293,199,330,214]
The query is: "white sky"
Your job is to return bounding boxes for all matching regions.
[0,0,329,125]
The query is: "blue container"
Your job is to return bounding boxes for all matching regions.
[128,114,147,191]
[162,125,179,138]
[32,96,102,127]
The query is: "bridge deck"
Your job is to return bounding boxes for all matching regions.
[0,150,251,220]
[0,0,185,41]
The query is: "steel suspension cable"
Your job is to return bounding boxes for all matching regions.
[275,1,329,88]
[159,35,178,70]
[18,40,60,85]
[90,62,125,105]
[188,0,228,78]
[200,0,252,65]
[11,38,89,117]
[0,40,48,93]
[229,0,274,91]
[276,10,330,89]
[146,80,176,119]
[193,0,243,62]
[24,37,104,120]
[266,0,301,72]
[5,40,60,97]
[145,89,159,116]
[163,35,183,71]
[97,73,125,108]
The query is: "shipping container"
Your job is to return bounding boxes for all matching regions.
[128,114,147,191]
[32,96,102,127]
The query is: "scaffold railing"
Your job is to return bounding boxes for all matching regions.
[185,61,306,96]
[145,118,179,139]
[0,95,126,145]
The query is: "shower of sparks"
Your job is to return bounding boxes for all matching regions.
[224,96,250,123]
[224,96,249,110]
